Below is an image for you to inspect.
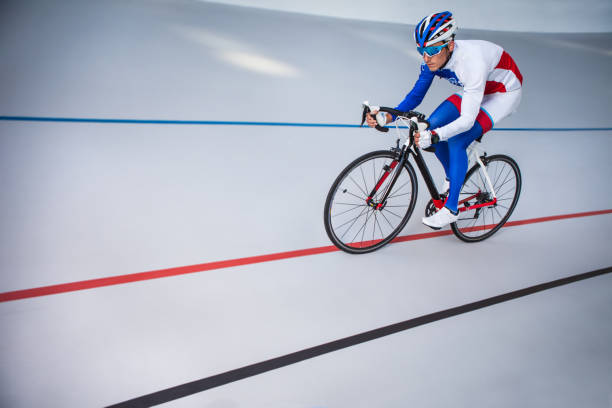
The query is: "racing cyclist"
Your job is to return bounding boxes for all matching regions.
[366,11,523,229]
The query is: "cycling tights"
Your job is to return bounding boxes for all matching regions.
[427,97,485,213]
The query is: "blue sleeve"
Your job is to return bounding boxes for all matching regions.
[395,63,435,113]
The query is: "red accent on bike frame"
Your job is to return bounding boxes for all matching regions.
[432,199,446,209]
[369,160,399,202]
[458,197,497,213]
[458,191,480,205]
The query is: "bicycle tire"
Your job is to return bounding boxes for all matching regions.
[324,150,418,254]
[451,154,521,242]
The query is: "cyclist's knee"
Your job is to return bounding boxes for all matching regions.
[447,123,483,150]
[446,136,466,153]
[428,100,459,129]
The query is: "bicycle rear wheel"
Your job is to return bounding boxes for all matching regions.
[451,154,521,242]
[324,150,418,254]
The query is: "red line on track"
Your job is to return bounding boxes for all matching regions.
[1,209,611,303]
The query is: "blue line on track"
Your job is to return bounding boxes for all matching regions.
[1,116,611,131]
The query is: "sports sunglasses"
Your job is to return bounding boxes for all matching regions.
[417,42,449,57]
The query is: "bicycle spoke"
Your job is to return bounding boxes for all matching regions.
[380,211,395,229]
[387,191,412,199]
[373,212,379,242]
[481,210,487,232]
[375,166,401,201]
[493,205,504,219]
[494,166,513,192]
[372,212,383,243]
[467,177,482,191]
[343,189,366,201]
[332,204,365,218]
[333,202,367,206]
[375,212,386,238]
[386,179,410,199]
[335,209,368,233]
[373,162,388,199]
[351,208,374,245]
[462,215,480,231]
[337,207,369,239]
[349,176,368,197]
[359,210,373,246]
[449,157,520,242]
[372,159,379,196]
[497,186,516,199]
[360,166,369,196]
[343,210,370,243]
[325,151,420,252]
[492,162,504,187]
[383,208,404,219]
[494,172,515,194]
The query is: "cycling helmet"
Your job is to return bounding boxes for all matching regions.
[414,11,457,47]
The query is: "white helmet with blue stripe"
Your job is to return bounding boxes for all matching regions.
[414,11,457,47]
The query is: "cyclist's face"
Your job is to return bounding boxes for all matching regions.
[422,40,454,71]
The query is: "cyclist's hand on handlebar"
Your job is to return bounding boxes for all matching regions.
[415,130,438,149]
[414,131,420,146]
[365,111,378,128]
[365,111,391,128]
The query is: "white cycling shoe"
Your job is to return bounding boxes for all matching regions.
[422,207,458,230]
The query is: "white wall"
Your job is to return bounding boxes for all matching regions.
[202,0,612,33]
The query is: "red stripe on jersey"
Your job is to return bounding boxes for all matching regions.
[485,81,507,94]
[445,94,493,134]
[496,51,523,85]
[475,110,493,133]
[447,94,462,111]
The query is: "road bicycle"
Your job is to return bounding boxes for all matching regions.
[323,103,522,254]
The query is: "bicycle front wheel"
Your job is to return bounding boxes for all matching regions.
[451,154,521,242]
[324,150,418,254]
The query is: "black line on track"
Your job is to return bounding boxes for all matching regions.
[107,266,612,408]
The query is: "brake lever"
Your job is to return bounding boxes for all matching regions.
[360,104,368,127]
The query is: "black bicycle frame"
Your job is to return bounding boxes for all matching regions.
[410,147,443,203]
[366,129,444,210]
[360,106,499,217]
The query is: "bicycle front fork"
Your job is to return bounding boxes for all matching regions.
[365,161,400,210]
[365,149,412,210]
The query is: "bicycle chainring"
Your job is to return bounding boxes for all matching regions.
[424,199,437,217]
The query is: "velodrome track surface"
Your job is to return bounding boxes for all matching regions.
[1,1,611,407]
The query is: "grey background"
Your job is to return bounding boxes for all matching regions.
[201,0,612,32]
[1,1,611,407]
